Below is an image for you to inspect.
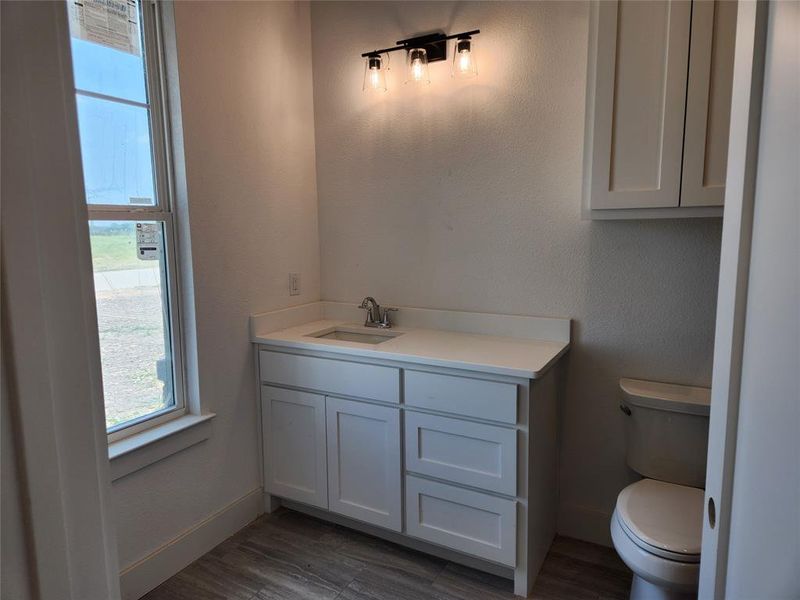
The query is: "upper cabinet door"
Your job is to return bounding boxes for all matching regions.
[681,0,738,207]
[587,0,692,210]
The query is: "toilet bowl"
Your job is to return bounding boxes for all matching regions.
[612,379,711,599]
[611,479,703,599]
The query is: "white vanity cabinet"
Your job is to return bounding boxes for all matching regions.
[257,346,560,597]
[260,385,402,528]
[583,0,737,218]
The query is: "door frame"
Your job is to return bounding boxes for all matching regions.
[698,1,770,597]
[1,2,121,598]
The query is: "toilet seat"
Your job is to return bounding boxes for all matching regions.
[611,512,700,593]
[617,512,700,563]
[616,479,703,563]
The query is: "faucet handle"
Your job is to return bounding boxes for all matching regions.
[381,307,398,326]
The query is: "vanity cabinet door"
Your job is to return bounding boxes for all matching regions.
[262,386,328,509]
[326,397,402,531]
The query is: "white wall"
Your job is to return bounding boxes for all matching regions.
[725,1,799,596]
[112,1,320,570]
[310,0,722,544]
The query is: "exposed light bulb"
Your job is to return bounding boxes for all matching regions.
[363,54,387,92]
[452,37,477,79]
[458,50,472,73]
[405,48,430,85]
[411,59,424,81]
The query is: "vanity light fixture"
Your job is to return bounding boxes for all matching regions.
[360,29,480,92]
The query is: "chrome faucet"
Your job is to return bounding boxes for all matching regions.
[358,297,398,328]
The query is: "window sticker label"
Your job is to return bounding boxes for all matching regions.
[135,222,160,260]
[69,0,141,56]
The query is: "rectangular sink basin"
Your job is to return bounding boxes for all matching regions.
[307,327,402,345]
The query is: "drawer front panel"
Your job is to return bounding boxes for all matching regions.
[405,412,517,495]
[404,371,517,423]
[259,350,400,403]
[405,476,516,566]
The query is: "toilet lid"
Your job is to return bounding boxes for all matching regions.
[616,479,704,559]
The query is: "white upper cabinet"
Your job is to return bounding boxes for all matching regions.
[583,0,737,218]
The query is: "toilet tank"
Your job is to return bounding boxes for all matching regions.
[620,378,711,489]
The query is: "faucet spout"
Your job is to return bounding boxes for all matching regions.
[359,297,381,324]
[357,297,396,328]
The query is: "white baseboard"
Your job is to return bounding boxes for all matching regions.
[119,487,262,600]
[557,503,613,547]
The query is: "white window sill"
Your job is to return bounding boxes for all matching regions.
[108,413,216,482]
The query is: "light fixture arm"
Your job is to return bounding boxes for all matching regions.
[360,29,481,61]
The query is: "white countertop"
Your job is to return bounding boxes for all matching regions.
[252,319,569,379]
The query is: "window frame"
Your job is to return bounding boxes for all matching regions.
[74,0,188,442]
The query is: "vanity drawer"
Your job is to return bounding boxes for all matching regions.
[259,350,400,403]
[405,475,517,567]
[405,412,517,496]
[404,371,517,423]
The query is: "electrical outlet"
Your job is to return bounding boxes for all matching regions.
[289,273,300,296]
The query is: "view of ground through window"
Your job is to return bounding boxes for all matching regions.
[91,222,172,428]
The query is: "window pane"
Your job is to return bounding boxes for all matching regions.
[76,95,156,206]
[90,221,175,430]
[70,39,147,104]
[68,0,147,103]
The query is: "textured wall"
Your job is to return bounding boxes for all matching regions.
[311,0,722,544]
[112,1,320,567]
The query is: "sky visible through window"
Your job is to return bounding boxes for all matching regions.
[71,35,156,207]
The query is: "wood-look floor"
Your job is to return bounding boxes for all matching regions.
[143,508,632,600]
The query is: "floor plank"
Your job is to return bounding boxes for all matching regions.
[142,509,631,600]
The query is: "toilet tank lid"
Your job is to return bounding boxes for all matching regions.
[620,378,711,416]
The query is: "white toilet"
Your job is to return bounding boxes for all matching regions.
[611,378,711,600]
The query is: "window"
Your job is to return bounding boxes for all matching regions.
[68,0,185,439]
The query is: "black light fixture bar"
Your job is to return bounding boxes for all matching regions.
[361,29,480,62]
